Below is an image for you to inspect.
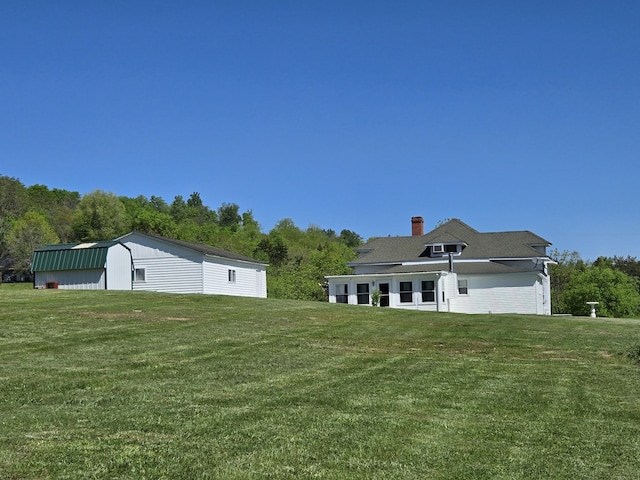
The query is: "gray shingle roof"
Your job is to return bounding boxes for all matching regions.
[369,262,533,275]
[119,232,267,265]
[350,219,550,267]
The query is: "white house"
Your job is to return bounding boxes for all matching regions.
[32,241,133,290]
[116,231,268,298]
[326,218,554,315]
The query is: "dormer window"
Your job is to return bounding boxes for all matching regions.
[427,242,465,257]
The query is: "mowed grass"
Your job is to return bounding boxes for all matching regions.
[2,285,640,479]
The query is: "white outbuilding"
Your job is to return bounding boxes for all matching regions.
[32,241,133,290]
[116,231,268,298]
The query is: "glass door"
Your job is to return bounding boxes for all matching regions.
[379,283,390,307]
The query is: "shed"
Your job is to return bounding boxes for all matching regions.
[32,241,133,290]
[116,232,268,298]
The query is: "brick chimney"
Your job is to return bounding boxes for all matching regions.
[411,216,424,236]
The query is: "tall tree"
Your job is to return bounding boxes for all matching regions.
[72,190,128,241]
[0,176,28,256]
[149,195,170,213]
[255,232,288,267]
[130,209,177,237]
[549,249,585,314]
[0,175,27,220]
[170,195,188,223]
[339,229,363,248]
[5,211,59,273]
[218,203,241,230]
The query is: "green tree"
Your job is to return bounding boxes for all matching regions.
[72,190,129,241]
[131,209,177,237]
[170,195,188,223]
[594,255,640,293]
[183,193,217,225]
[255,232,288,267]
[563,266,640,318]
[25,184,80,242]
[218,203,241,230]
[5,211,59,273]
[339,229,363,248]
[549,249,585,314]
[0,175,27,220]
[0,176,28,258]
[149,195,170,213]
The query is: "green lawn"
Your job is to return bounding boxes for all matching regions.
[2,284,640,479]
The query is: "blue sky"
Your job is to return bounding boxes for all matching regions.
[2,1,639,260]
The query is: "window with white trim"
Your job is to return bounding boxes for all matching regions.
[458,279,468,295]
[336,284,348,304]
[228,269,237,283]
[134,268,146,282]
[400,281,413,303]
[421,280,435,302]
[356,283,370,305]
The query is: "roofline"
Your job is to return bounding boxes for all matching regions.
[116,231,268,266]
[351,256,553,268]
[34,240,125,252]
[326,269,545,280]
[326,271,450,280]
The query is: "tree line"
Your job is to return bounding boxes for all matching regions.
[0,175,360,300]
[550,249,640,318]
[3,174,640,315]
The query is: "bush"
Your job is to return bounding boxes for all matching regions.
[563,266,640,317]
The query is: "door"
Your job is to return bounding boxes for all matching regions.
[379,283,390,307]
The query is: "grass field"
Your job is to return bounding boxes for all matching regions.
[2,284,640,479]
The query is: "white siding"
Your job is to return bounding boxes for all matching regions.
[105,244,132,290]
[121,232,267,297]
[328,271,545,315]
[327,274,443,312]
[35,269,105,290]
[450,273,540,314]
[202,259,267,298]
[132,255,203,294]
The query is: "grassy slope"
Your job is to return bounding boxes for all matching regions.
[1,284,640,479]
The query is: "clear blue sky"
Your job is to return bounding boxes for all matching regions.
[2,1,638,260]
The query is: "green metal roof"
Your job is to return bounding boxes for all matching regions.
[32,241,120,272]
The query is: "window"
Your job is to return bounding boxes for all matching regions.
[228,269,236,283]
[458,279,468,295]
[134,268,145,282]
[431,243,460,256]
[400,281,413,303]
[336,284,348,304]
[356,283,370,305]
[421,280,435,302]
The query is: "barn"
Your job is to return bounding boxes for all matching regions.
[116,231,268,298]
[32,241,133,290]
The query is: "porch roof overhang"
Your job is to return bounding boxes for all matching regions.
[333,260,540,278]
